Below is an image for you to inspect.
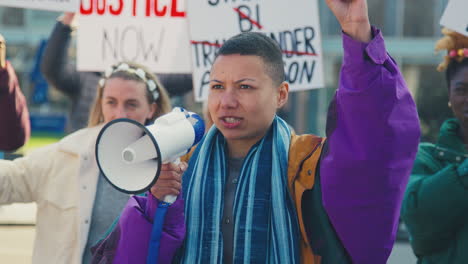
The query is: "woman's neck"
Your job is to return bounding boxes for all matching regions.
[226,139,256,159]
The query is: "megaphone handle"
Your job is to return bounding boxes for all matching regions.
[162,158,180,204]
[163,195,177,204]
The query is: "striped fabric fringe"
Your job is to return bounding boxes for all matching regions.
[181,116,300,263]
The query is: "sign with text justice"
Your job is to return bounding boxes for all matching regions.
[77,0,191,73]
[0,0,79,12]
[440,0,468,37]
[187,0,324,102]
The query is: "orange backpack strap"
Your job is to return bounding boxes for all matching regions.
[180,146,196,163]
[288,134,326,264]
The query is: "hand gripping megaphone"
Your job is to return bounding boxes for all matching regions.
[95,107,205,203]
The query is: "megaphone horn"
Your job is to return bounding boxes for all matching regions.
[95,108,205,199]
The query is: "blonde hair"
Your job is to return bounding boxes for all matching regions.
[202,101,213,132]
[88,62,172,127]
[435,28,468,72]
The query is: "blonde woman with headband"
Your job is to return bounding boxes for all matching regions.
[401,29,468,263]
[0,62,186,264]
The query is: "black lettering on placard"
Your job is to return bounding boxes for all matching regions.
[101,26,164,63]
[236,4,262,32]
[102,29,118,60]
[285,60,316,84]
[281,30,295,58]
[192,43,201,67]
[207,0,219,6]
[120,26,140,61]
[269,26,317,57]
[140,27,165,61]
[202,43,215,66]
[208,0,254,7]
[287,62,299,83]
[191,39,224,68]
[303,26,316,55]
[199,70,211,98]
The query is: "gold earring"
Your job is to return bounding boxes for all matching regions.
[448,101,452,108]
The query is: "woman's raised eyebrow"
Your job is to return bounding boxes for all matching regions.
[234,78,255,84]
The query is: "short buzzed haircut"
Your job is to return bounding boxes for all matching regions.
[216,32,285,85]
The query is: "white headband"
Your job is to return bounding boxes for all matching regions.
[99,63,160,101]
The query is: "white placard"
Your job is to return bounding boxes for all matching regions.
[187,0,325,102]
[0,0,79,12]
[440,0,468,37]
[77,0,191,74]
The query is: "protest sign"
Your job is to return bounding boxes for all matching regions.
[0,0,79,12]
[77,0,191,73]
[187,0,325,102]
[440,0,468,37]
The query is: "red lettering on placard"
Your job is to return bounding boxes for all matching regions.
[171,0,185,17]
[109,0,123,15]
[145,0,185,17]
[80,0,93,15]
[133,0,138,16]
[96,0,106,15]
[80,0,185,17]
[146,0,151,16]
[155,1,168,16]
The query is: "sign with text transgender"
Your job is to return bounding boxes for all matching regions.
[77,0,191,73]
[440,0,468,37]
[187,0,324,102]
[0,0,79,12]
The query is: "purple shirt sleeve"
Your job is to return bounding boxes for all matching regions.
[320,27,420,264]
[0,62,30,151]
[94,192,185,264]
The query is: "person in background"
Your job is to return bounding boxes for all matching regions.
[0,33,30,152]
[401,28,468,263]
[41,12,194,133]
[202,101,213,132]
[94,0,420,263]
[0,62,185,264]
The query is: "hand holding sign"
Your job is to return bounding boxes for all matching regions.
[60,12,76,26]
[325,0,371,43]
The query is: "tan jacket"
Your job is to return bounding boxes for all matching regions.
[0,126,104,263]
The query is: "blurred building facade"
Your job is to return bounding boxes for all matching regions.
[0,0,452,141]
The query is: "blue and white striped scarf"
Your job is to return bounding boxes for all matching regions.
[181,116,300,263]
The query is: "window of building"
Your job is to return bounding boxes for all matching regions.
[1,7,25,27]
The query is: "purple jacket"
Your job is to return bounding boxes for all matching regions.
[0,61,30,151]
[93,27,420,264]
[91,193,185,264]
[320,27,420,263]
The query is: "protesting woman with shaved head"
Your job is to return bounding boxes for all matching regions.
[95,0,420,263]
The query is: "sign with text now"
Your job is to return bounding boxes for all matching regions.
[77,0,191,74]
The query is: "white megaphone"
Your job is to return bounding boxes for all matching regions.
[95,107,205,203]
